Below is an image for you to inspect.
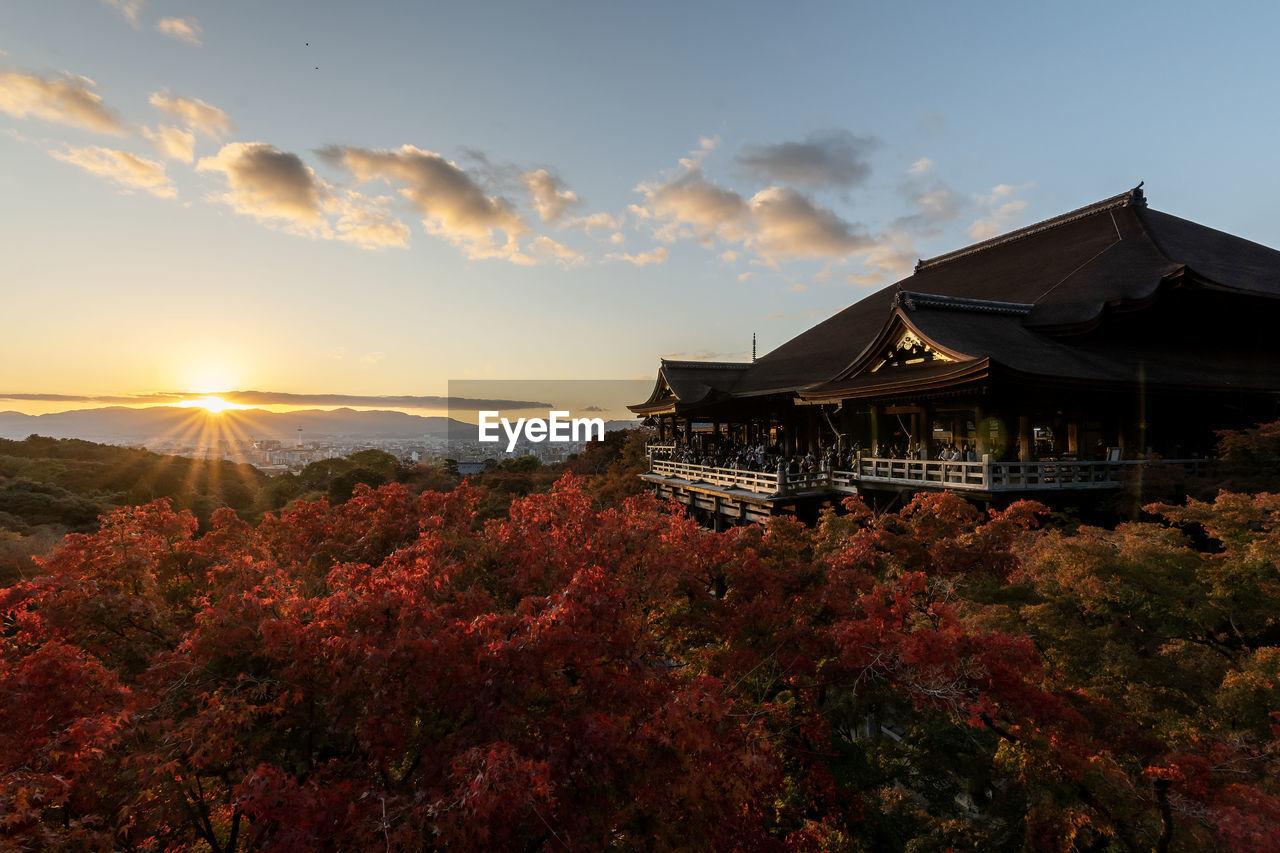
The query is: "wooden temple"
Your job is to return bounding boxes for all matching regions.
[629,185,1280,521]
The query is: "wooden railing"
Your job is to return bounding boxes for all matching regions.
[648,458,833,495]
[853,457,988,489]
[648,454,1203,497]
[850,455,1201,492]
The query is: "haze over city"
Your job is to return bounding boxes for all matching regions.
[4,0,1280,417]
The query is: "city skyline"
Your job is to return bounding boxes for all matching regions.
[5,1,1280,416]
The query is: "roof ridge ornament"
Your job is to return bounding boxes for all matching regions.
[661,360,753,370]
[892,285,916,311]
[1129,180,1146,207]
[915,184,1149,272]
[895,290,1035,316]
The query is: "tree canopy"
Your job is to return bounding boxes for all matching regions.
[3,468,1279,850]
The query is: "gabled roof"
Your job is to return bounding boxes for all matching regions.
[633,185,1280,412]
[627,359,752,415]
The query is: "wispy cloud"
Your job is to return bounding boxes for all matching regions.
[967,181,1034,241]
[156,17,202,46]
[149,90,233,137]
[101,0,145,25]
[523,168,577,223]
[657,350,746,361]
[141,124,195,161]
[607,246,668,266]
[530,235,585,267]
[523,168,618,234]
[737,129,879,189]
[331,191,411,249]
[49,145,175,198]
[0,71,128,134]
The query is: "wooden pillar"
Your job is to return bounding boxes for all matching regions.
[921,404,935,458]
[974,403,987,457]
[1018,414,1032,462]
[869,405,881,456]
[1067,413,1079,455]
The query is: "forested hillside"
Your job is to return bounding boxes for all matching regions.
[0,431,643,587]
[0,436,270,585]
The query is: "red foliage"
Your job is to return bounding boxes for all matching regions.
[1,479,1277,850]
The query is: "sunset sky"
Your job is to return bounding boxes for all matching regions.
[4,1,1280,416]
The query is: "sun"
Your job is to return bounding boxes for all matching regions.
[174,395,247,414]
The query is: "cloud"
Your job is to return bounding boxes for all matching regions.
[218,391,553,410]
[657,350,743,361]
[101,0,145,25]
[522,168,619,236]
[967,182,1034,241]
[49,145,175,198]
[634,168,752,245]
[156,17,202,45]
[746,185,873,261]
[891,159,962,238]
[197,142,327,230]
[738,129,878,189]
[142,124,195,161]
[678,136,720,171]
[635,151,875,264]
[607,246,668,266]
[847,228,916,285]
[331,192,411,249]
[530,235,585,267]
[320,144,530,261]
[912,186,961,221]
[149,90,233,137]
[0,71,128,134]
[633,142,996,285]
[908,157,933,175]
[523,168,577,223]
[574,211,619,232]
[195,143,416,249]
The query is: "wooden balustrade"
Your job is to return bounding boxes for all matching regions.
[648,454,1202,497]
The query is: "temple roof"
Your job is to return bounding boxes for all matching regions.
[631,185,1280,414]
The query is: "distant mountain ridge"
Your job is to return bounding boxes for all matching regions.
[0,407,640,445]
[0,407,470,443]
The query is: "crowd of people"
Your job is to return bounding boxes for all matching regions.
[649,437,983,475]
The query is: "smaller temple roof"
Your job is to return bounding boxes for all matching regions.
[628,359,752,415]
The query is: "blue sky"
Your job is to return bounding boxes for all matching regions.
[3,0,1280,415]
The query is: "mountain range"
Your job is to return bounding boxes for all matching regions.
[0,407,640,445]
[0,407,466,444]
